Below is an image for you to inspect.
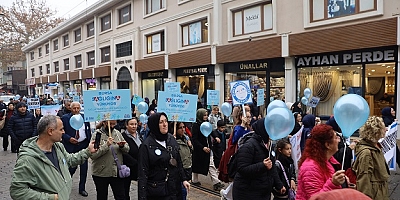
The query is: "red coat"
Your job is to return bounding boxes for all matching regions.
[218,132,237,183]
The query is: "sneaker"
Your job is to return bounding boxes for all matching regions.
[220,189,227,200]
[217,182,225,188]
[214,182,224,190]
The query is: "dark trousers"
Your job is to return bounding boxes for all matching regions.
[69,160,88,192]
[11,138,22,153]
[92,175,125,200]
[123,178,132,200]
[2,135,8,150]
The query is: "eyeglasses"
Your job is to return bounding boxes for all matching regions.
[178,126,185,129]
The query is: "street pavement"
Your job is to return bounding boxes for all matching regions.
[2,136,400,200]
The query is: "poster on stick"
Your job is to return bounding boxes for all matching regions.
[157,91,197,122]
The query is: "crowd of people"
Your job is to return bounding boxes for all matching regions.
[6,94,396,200]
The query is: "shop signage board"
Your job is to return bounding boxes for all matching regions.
[257,89,264,106]
[230,80,252,106]
[27,98,40,110]
[207,90,220,106]
[83,89,131,122]
[157,91,197,122]
[164,82,181,93]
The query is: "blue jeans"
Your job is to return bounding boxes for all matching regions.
[181,183,187,200]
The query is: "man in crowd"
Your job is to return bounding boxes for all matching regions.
[8,102,36,153]
[57,99,72,117]
[61,102,92,197]
[10,115,98,199]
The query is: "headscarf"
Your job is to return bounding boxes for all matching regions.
[302,114,316,129]
[325,116,341,133]
[381,107,394,126]
[251,118,270,144]
[291,101,303,114]
[148,112,169,141]
[196,108,207,123]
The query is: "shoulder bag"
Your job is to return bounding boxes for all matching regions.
[110,146,130,178]
[276,160,296,200]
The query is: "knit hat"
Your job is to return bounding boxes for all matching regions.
[217,120,226,127]
[16,102,27,110]
[148,112,169,141]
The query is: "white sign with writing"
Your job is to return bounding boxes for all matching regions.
[289,126,303,171]
[27,98,40,110]
[244,6,261,34]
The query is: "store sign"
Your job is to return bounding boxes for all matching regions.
[74,80,82,84]
[183,67,208,74]
[296,48,397,67]
[101,77,111,82]
[143,71,167,79]
[225,59,269,72]
[85,78,96,85]
[115,59,132,65]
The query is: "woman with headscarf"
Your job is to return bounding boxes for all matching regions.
[300,114,316,152]
[191,108,224,190]
[138,112,190,200]
[381,107,400,168]
[290,112,302,136]
[296,124,346,200]
[291,101,303,116]
[232,118,285,200]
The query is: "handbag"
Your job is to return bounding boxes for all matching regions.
[276,160,296,200]
[110,146,130,178]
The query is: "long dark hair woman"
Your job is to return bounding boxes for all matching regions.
[138,112,190,200]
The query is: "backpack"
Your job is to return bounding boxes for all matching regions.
[227,131,255,179]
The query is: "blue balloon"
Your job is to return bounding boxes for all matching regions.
[333,94,370,138]
[301,96,308,105]
[264,107,295,140]
[15,95,20,100]
[304,88,312,99]
[200,122,212,137]
[137,102,149,113]
[70,114,84,130]
[221,102,232,116]
[267,100,286,113]
[139,113,148,124]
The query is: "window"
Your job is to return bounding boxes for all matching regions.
[30,52,34,60]
[87,51,95,66]
[45,44,49,54]
[75,55,82,68]
[46,64,50,74]
[146,31,164,54]
[87,22,94,37]
[101,46,110,63]
[311,0,377,21]
[146,0,166,14]
[233,3,273,36]
[31,68,35,77]
[53,39,59,51]
[75,28,81,42]
[38,47,42,57]
[64,58,70,71]
[54,61,59,73]
[182,19,208,46]
[101,14,111,32]
[119,4,131,25]
[63,35,69,47]
[39,66,43,75]
[116,41,132,58]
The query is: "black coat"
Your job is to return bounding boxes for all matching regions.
[211,129,226,168]
[191,122,212,175]
[138,133,185,200]
[7,111,36,142]
[233,134,283,200]
[61,113,91,153]
[273,157,296,198]
[122,131,141,181]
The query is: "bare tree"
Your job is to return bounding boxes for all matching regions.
[0,0,64,65]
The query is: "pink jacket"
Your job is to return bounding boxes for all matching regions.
[296,157,341,200]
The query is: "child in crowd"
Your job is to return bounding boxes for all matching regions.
[211,120,227,168]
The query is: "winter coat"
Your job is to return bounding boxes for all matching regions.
[211,129,226,168]
[233,134,284,200]
[381,107,395,127]
[8,111,36,142]
[176,134,193,181]
[121,131,142,181]
[61,113,91,153]
[300,114,315,152]
[353,139,389,200]
[138,133,185,200]
[191,122,212,175]
[0,108,14,136]
[296,157,342,200]
[273,157,296,199]
[208,113,222,130]
[10,136,91,200]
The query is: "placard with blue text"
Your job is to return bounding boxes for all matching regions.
[157,91,197,122]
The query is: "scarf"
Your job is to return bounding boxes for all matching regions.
[148,112,169,141]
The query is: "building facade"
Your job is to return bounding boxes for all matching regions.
[23,0,400,120]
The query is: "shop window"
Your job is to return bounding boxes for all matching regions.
[232,2,273,36]
[74,28,81,42]
[45,44,49,54]
[31,68,35,77]
[146,31,164,54]
[54,61,59,73]
[39,66,43,75]
[146,0,166,15]
[46,64,50,74]
[142,78,164,103]
[101,14,111,32]
[53,39,59,51]
[87,22,94,37]
[75,55,82,68]
[311,0,377,21]
[298,65,362,116]
[64,58,69,71]
[30,51,34,60]
[224,72,271,103]
[87,51,95,66]
[63,34,69,47]
[116,41,132,58]
[38,47,42,57]
[101,46,110,63]
[181,19,208,46]
[119,4,131,25]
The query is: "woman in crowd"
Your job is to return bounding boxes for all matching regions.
[290,112,302,136]
[233,118,285,200]
[300,114,316,152]
[170,121,193,200]
[121,117,142,200]
[296,124,346,200]
[273,138,297,200]
[353,116,389,200]
[148,99,157,114]
[138,113,190,199]
[291,101,303,116]
[381,106,400,168]
[34,108,43,124]
[90,120,130,200]
[1,102,14,151]
[191,108,224,190]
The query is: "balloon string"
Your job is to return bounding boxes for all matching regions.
[269,140,272,158]
[341,141,346,170]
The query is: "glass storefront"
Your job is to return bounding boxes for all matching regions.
[296,46,398,117]
[100,77,111,90]
[141,70,167,102]
[73,80,82,95]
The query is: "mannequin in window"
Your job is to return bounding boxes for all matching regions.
[181,81,189,93]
